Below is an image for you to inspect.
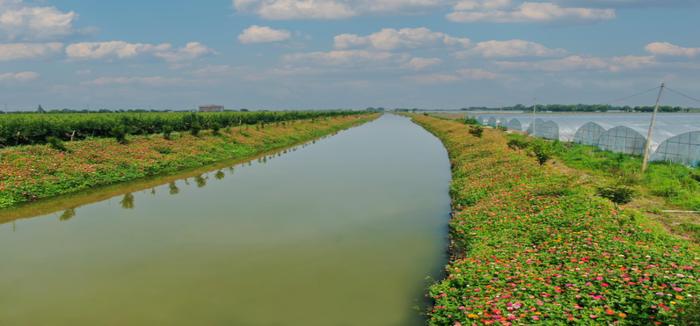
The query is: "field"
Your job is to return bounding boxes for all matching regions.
[0,114,377,209]
[410,114,699,325]
[0,110,363,147]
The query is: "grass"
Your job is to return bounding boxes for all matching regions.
[503,133,700,242]
[410,114,699,325]
[0,114,378,209]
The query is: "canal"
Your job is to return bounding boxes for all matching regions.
[0,114,451,326]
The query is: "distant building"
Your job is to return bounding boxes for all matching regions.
[199,105,224,113]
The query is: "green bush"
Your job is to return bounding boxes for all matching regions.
[162,125,174,140]
[507,138,529,150]
[464,117,479,125]
[46,136,69,152]
[111,125,128,144]
[468,126,483,138]
[597,184,636,204]
[530,140,553,165]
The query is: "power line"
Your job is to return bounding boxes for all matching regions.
[665,87,700,104]
[603,86,661,105]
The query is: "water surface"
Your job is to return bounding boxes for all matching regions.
[0,114,451,326]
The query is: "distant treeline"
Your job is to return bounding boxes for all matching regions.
[0,110,365,147]
[461,104,697,113]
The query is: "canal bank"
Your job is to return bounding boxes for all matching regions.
[0,114,377,209]
[410,114,699,325]
[0,114,452,326]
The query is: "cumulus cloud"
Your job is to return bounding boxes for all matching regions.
[495,54,656,72]
[84,76,185,87]
[448,1,616,23]
[334,27,470,50]
[239,25,291,43]
[233,0,443,20]
[467,39,566,58]
[0,0,77,40]
[405,57,442,70]
[66,41,213,62]
[0,70,39,81]
[283,49,401,66]
[154,42,214,63]
[407,68,500,84]
[645,42,700,58]
[0,42,63,61]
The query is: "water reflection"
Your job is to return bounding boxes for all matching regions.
[194,175,207,188]
[59,208,76,222]
[168,182,180,195]
[120,193,135,210]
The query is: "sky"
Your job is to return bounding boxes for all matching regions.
[0,0,699,110]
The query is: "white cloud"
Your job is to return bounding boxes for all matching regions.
[283,49,400,66]
[334,27,470,50]
[0,0,77,40]
[468,39,566,58]
[407,68,500,84]
[495,54,656,72]
[66,41,213,62]
[192,65,235,77]
[233,0,444,20]
[405,57,442,70]
[0,70,39,81]
[645,42,700,58]
[234,0,355,19]
[0,42,62,61]
[84,76,185,87]
[239,25,291,44]
[457,68,499,79]
[448,1,616,23]
[154,42,214,63]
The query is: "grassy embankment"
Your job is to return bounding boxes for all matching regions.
[0,114,378,209]
[411,114,699,325]
[505,132,700,243]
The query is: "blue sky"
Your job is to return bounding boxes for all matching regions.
[1,0,699,110]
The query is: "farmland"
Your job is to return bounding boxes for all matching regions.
[410,114,699,325]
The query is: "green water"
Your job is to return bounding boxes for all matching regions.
[0,115,451,326]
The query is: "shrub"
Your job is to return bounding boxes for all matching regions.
[464,117,479,125]
[468,126,483,138]
[162,125,174,140]
[507,138,529,150]
[211,122,221,135]
[46,136,69,152]
[190,119,202,136]
[111,125,128,144]
[496,125,507,131]
[597,184,636,204]
[530,140,553,165]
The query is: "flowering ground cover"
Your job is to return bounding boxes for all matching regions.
[0,114,377,209]
[411,114,699,325]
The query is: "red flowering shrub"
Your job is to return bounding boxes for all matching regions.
[412,115,699,325]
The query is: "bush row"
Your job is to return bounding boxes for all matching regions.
[0,111,363,147]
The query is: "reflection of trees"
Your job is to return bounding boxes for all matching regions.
[169,182,180,195]
[215,170,225,180]
[195,175,207,188]
[59,208,76,221]
[151,188,156,195]
[120,193,135,209]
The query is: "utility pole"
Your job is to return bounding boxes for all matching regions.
[642,82,665,173]
[531,98,538,136]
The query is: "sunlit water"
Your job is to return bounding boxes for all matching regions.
[473,112,700,148]
[0,114,451,326]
